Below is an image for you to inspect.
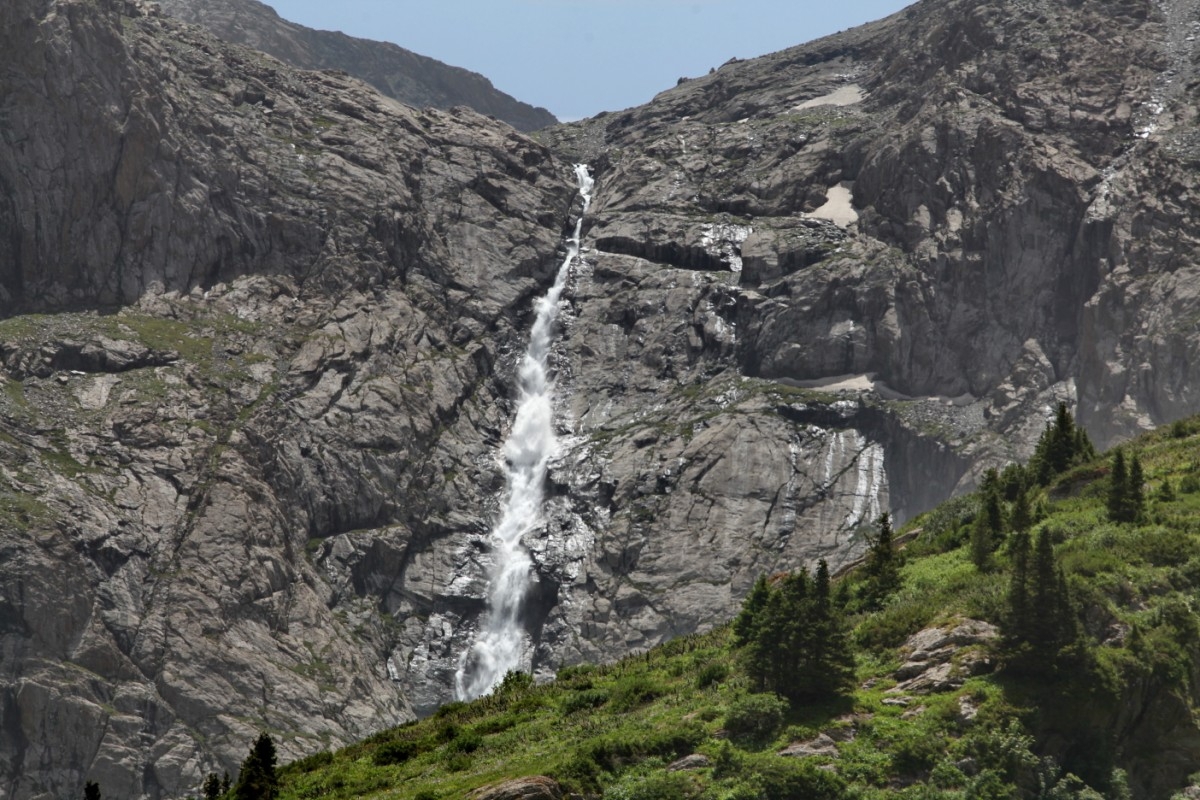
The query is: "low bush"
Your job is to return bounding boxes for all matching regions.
[373,739,420,766]
[695,661,729,689]
[606,770,701,800]
[855,598,938,650]
[448,731,483,753]
[610,677,664,711]
[741,757,847,800]
[562,688,610,714]
[724,693,786,741]
[285,749,333,773]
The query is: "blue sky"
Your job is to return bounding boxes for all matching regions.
[264,1,915,120]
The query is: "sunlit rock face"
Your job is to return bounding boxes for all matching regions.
[154,0,558,132]
[5,0,1200,796]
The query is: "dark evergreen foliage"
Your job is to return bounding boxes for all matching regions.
[203,772,222,800]
[234,733,279,800]
[84,781,101,800]
[1030,402,1095,485]
[1005,530,1031,650]
[970,513,993,572]
[1108,449,1128,522]
[732,575,770,646]
[1129,453,1145,522]
[981,468,1004,533]
[861,513,901,606]
[1010,487,1032,534]
[736,560,854,703]
[1001,529,1079,677]
[1108,450,1145,523]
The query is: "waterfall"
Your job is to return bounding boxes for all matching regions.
[454,164,594,700]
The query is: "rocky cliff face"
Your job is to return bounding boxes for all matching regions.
[4,0,1200,797]
[153,0,558,132]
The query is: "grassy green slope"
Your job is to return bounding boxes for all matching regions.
[269,418,1200,800]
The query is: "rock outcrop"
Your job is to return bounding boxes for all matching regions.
[5,0,1200,797]
[154,0,558,132]
[468,776,565,800]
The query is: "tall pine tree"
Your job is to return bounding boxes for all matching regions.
[1002,528,1078,678]
[1129,452,1145,523]
[1108,450,1128,523]
[738,562,854,703]
[862,513,901,606]
[234,733,278,800]
[203,773,222,800]
[1030,402,1095,485]
[732,575,770,646]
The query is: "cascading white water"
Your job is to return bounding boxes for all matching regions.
[454,164,595,700]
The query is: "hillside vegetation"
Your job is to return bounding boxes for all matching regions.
[239,414,1200,800]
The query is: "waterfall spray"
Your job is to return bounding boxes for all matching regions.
[455,165,594,700]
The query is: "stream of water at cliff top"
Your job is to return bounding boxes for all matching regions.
[454,164,595,700]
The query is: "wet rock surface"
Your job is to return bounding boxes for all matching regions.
[4,0,1200,797]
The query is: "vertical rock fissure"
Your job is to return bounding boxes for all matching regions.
[454,165,594,700]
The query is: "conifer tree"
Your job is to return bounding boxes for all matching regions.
[1029,529,1060,655]
[970,513,993,572]
[84,781,101,800]
[203,772,222,800]
[1002,528,1079,677]
[1129,453,1145,523]
[733,575,770,646]
[1108,450,1128,523]
[222,773,232,795]
[1030,402,1095,485]
[797,563,853,702]
[1005,530,1032,649]
[234,733,278,800]
[981,469,1005,534]
[862,512,901,606]
[1011,487,1032,534]
[1073,426,1097,462]
[737,562,853,703]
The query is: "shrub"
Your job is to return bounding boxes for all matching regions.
[495,670,534,697]
[892,730,946,775]
[855,597,939,650]
[696,661,729,689]
[433,701,468,719]
[373,739,419,766]
[610,677,663,711]
[724,693,787,741]
[286,750,332,773]
[750,758,847,800]
[606,771,701,800]
[554,752,603,793]
[562,688,610,714]
[442,752,471,772]
[448,731,483,754]
[473,712,521,735]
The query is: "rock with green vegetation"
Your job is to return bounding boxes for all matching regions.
[10,0,1200,796]
[260,418,1200,800]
